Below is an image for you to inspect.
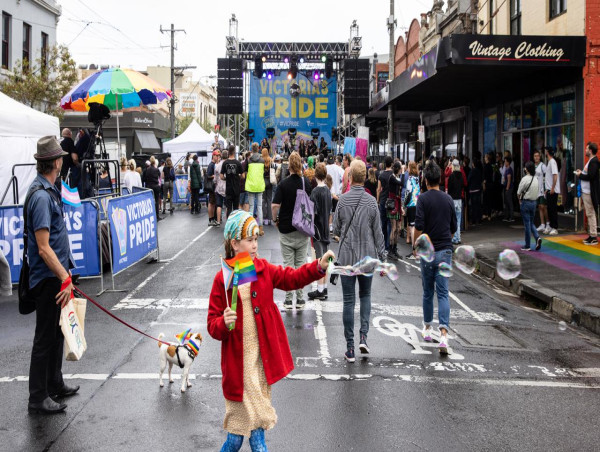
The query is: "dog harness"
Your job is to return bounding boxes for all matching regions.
[175,339,200,369]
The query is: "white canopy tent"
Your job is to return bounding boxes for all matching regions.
[163,120,213,167]
[0,92,60,205]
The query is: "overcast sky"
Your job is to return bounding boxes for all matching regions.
[57,0,430,81]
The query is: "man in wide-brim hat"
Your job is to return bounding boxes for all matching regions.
[25,136,79,415]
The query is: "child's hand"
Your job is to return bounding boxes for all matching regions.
[223,307,237,328]
[319,250,336,271]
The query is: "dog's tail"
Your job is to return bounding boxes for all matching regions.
[158,333,164,348]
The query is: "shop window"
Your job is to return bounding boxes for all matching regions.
[2,12,10,69]
[503,101,521,131]
[510,0,521,35]
[428,125,442,159]
[549,0,567,20]
[443,121,463,158]
[41,32,48,70]
[547,124,575,214]
[22,23,31,69]
[483,109,497,154]
[547,86,574,125]
[522,94,545,129]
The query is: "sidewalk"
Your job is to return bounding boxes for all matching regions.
[460,219,600,335]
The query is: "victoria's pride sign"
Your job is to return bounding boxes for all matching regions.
[0,201,101,283]
[248,74,337,144]
[107,190,157,274]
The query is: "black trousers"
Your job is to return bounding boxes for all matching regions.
[150,185,161,218]
[29,277,64,403]
[225,193,240,217]
[470,191,482,224]
[190,187,200,213]
[547,192,559,229]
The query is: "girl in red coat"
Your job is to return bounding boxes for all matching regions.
[208,210,334,452]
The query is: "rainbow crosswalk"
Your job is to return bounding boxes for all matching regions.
[504,234,600,283]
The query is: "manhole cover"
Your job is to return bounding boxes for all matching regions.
[453,324,526,350]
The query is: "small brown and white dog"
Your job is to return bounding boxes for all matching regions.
[157,332,203,392]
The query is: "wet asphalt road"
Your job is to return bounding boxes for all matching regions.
[1,208,599,451]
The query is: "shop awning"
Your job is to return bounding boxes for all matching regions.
[375,34,587,113]
[134,130,161,151]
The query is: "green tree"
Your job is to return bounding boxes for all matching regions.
[0,45,78,119]
[200,117,213,134]
[177,115,195,135]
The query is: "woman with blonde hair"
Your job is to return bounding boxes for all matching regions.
[364,167,378,197]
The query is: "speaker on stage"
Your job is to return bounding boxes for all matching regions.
[217,58,244,115]
[343,59,370,115]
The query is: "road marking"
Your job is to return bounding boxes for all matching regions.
[373,316,465,360]
[1,373,598,389]
[111,297,505,322]
[313,299,331,366]
[118,227,214,303]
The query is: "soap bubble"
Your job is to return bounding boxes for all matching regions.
[356,256,379,276]
[438,262,453,278]
[415,234,435,263]
[455,245,477,274]
[379,262,399,281]
[558,321,567,331]
[496,249,521,280]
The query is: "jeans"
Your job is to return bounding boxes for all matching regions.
[262,185,273,221]
[521,199,539,249]
[453,200,462,243]
[341,274,373,349]
[546,192,558,229]
[379,202,390,250]
[279,231,309,301]
[503,187,514,220]
[220,428,267,452]
[420,249,452,332]
[248,192,263,224]
[29,278,65,403]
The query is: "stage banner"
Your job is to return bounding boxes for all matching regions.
[107,190,158,274]
[173,175,190,204]
[248,73,337,147]
[0,200,101,283]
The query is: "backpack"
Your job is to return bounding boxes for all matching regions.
[291,177,315,237]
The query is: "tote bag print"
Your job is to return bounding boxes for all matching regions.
[60,299,87,361]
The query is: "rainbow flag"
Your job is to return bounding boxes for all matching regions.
[186,338,200,356]
[222,252,257,290]
[175,328,192,344]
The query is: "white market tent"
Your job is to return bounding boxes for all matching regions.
[0,92,60,205]
[163,120,213,167]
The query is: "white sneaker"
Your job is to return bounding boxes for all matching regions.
[549,228,558,236]
[543,227,551,235]
[536,224,546,232]
[422,326,433,342]
[438,334,449,354]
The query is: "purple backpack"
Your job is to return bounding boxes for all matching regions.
[292,176,315,236]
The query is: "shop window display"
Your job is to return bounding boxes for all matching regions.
[547,125,575,214]
[547,87,575,126]
[523,94,545,129]
[483,109,497,154]
[503,101,521,131]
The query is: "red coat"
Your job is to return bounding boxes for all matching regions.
[207,257,325,402]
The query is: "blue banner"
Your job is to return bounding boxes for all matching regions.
[0,201,101,283]
[173,175,190,204]
[107,190,158,274]
[248,73,337,147]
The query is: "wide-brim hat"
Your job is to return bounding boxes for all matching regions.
[35,136,68,161]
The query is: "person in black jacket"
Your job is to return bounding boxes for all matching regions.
[189,154,203,215]
[143,156,162,221]
[576,142,599,245]
[447,159,465,244]
[468,158,483,225]
[162,157,175,214]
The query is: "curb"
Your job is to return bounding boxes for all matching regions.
[473,257,600,336]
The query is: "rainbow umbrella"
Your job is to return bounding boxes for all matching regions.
[60,67,171,112]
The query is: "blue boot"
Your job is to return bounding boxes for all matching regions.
[249,428,268,452]
[220,433,244,452]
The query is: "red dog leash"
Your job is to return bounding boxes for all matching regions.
[73,286,171,346]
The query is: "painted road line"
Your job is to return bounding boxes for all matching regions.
[313,299,331,366]
[2,373,599,389]
[112,297,506,322]
[119,227,214,303]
